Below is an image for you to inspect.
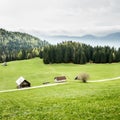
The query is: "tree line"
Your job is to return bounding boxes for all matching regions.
[42,41,120,64]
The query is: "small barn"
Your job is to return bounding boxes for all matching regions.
[2,62,7,66]
[16,76,31,89]
[54,76,67,83]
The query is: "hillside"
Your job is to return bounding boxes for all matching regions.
[0,58,120,120]
[0,58,120,90]
[0,28,49,49]
[0,28,49,62]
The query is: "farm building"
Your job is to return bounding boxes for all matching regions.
[16,76,31,89]
[54,76,67,82]
[2,62,7,66]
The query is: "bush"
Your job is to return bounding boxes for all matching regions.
[77,73,89,83]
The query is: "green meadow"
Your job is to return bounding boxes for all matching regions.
[0,58,120,120]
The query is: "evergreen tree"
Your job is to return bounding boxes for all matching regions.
[80,51,87,64]
[116,48,120,62]
[41,41,120,64]
[43,47,50,64]
[17,50,23,60]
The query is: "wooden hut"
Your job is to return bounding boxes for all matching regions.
[54,76,67,83]
[2,62,7,66]
[16,76,31,89]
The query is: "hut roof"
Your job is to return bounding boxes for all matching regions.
[54,76,66,81]
[16,76,25,85]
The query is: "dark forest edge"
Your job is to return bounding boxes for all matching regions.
[42,41,120,64]
[0,28,49,63]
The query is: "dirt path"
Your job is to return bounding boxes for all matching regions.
[0,76,120,93]
[89,76,120,82]
[0,82,66,93]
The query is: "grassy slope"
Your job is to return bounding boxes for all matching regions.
[0,81,120,120]
[0,58,120,120]
[0,58,120,90]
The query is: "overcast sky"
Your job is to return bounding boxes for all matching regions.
[0,0,120,36]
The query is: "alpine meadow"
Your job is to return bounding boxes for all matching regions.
[0,58,120,120]
[1,0,120,118]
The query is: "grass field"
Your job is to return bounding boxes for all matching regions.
[0,58,120,120]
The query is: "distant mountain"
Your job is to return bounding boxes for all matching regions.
[101,32,120,40]
[80,34,97,39]
[49,32,120,40]
[29,31,120,48]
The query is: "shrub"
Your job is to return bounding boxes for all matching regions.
[77,73,89,83]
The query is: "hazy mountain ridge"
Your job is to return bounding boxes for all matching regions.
[29,31,120,48]
[49,32,120,40]
[101,32,120,40]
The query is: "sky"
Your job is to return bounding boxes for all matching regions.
[0,0,120,36]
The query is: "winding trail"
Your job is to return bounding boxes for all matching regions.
[0,82,66,93]
[0,76,120,93]
[88,76,120,82]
